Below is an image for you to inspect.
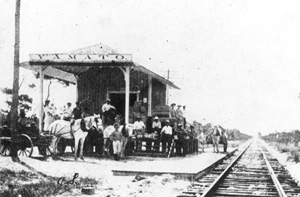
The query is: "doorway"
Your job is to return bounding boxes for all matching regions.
[109,93,137,118]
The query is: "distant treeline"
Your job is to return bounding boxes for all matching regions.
[261,130,300,146]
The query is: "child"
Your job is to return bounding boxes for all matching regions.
[110,123,122,160]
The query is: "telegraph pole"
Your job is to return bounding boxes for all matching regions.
[11,0,21,162]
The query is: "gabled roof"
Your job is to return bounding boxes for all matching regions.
[20,43,179,89]
[67,43,118,54]
[133,64,179,89]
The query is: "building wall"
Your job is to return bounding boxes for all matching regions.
[152,78,166,107]
[77,66,167,117]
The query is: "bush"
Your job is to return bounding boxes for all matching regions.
[291,150,300,163]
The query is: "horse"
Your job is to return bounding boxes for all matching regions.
[103,124,133,158]
[49,114,102,161]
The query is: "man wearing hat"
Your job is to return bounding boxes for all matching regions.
[190,125,198,153]
[152,116,162,152]
[63,102,73,121]
[161,120,173,153]
[175,123,187,156]
[133,116,146,151]
[169,103,176,119]
[102,99,115,125]
[175,105,183,125]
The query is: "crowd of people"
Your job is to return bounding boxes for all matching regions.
[40,99,227,159]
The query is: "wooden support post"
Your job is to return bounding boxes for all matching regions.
[147,76,152,117]
[39,66,44,133]
[75,75,79,102]
[166,84,169,105]
[125,66,130,124]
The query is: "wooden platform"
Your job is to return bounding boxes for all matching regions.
[112,148,237,179]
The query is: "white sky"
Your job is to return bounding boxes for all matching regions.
[1,0,300,135]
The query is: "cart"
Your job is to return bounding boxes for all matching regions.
[0,124,53,158]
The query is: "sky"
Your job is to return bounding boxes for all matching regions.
[1,0,300,135]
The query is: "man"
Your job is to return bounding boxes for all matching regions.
[175,123,187,156]
[169,103,177,130]
[102,99,116,125]
[109,123,122,160]
[198,128,205,153]
[161,120,173,153]
[221,130,228,153]
[190,125,198,153]
[212,126,220,153]
[175,105,183,125]
[182,106,187,129]
[63,102,73,121]
[73,101,82,119]
[169,103,176,119]
[133,116,146,151]
[152,116,161,152]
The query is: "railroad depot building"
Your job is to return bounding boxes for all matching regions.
[20,43,179,130]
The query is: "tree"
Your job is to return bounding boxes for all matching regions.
[11,0,21,162]
[1,87,33,113]
[34,72,70,102]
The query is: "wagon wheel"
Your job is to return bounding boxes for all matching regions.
[16,134,33,157]
[0,139,11,156]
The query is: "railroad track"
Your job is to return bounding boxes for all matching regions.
[178,140,300,197]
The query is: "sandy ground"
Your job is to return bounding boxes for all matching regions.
[0,141,240,196]
[261,139,300,186]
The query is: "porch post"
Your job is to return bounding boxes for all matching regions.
[147,76,152,117]
[75,75,79,102]
[39,66,44,133]
[125,66,130,124]
[166,84,169,105]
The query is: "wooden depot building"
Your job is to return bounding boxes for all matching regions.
[20,43,179,131]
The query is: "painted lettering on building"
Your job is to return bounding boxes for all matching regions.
[30,54,132,63]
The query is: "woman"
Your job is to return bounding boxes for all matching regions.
[198,128,205,153]
[43,100,54,133]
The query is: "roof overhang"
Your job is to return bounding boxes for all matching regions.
[133,64,180,90]
[20,62,77,84]
[20,43,179,89]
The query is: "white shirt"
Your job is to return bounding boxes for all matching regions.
[182,109,186,118]
[102,103,115,113]
[162,125,172,135]
[133,121,145,130]
[152,121,161,129]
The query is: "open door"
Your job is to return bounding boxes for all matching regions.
[109,93,137,118]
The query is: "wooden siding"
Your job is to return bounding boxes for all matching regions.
[77,66,167,116]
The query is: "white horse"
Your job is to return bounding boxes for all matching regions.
[103,124,133,158]
[49,114,102,161]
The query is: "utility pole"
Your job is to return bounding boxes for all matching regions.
[11,0,21,162]
[167,69,170,80]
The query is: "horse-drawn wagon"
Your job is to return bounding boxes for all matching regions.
[0,122,53,158]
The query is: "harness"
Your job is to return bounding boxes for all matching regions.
[53,118,94,138]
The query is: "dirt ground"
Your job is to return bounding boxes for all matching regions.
[0,141,245,197]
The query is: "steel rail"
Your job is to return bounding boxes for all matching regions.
[200,141,252,197]
[259,144,287,197]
